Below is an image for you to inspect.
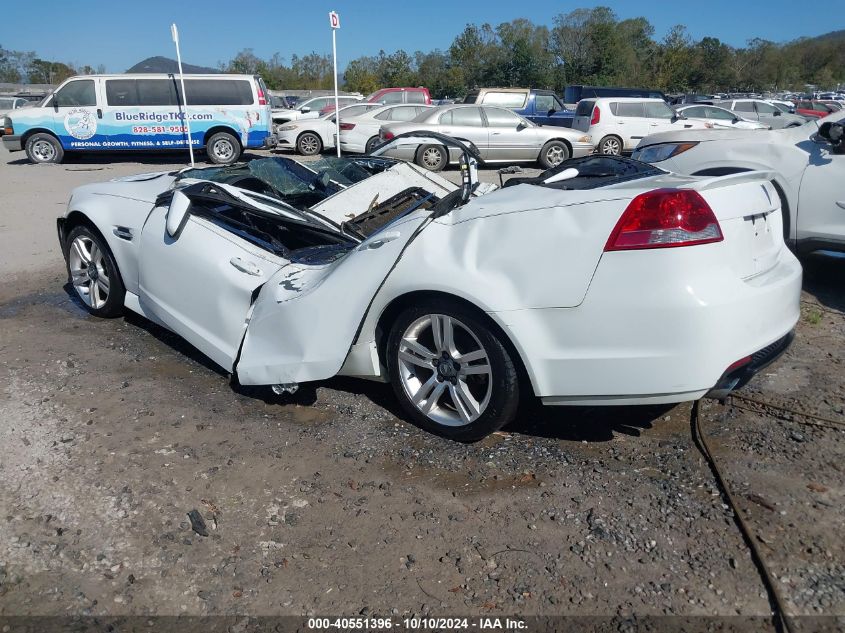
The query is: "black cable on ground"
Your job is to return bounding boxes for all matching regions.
[690,400,795,633]
[729,393,845,431]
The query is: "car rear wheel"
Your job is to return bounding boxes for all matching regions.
[25,133,64,164]
[415,144,448,171]
[539,140,570,169]
[297,132,322,156]
[387,300,519,442]
[598,135,623,155]
[206,131,241,165]
[365,136,381,154]
[65,225,125,318]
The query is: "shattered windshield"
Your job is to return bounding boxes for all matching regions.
[176,156,402,222]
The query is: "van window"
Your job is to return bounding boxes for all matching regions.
[54,80,97,107]
[481,91,527,108]
[138,79,177,106]
[106,78,177,106]
[615,102,644,118]
[175,80,253,106]
[575,100,595,117]
[733,101,754,113]
[406,91,426,104]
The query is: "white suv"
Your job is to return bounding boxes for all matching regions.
[573,97,708,154]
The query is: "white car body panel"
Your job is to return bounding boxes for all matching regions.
[633,113,845,253]
[60,156,802,408]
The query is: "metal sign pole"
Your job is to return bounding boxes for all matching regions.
[171,23,195,167]
[330,11,341,157]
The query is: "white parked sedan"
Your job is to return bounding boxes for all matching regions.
[633,113,845,255]
[276,103,382,155]
[338,104,435,154]
[675,104,769,130]
[58,135,800,441]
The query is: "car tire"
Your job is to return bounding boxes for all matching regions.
[598,135,623,155]
[25,133,64,164]
[65,224,125,318]
[365,136,381,154]
[297,132,322,156]
[206,131,241,165]
[415,144,448,171]
[538,140,570,169]
[386,299,520,442]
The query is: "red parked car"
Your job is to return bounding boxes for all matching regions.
[321,87,431,114]
[794,100,840,119]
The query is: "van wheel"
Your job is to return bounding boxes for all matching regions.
[415,144,448,171]
[26,133,64,164]
[598,135,622,155]
[297,132,322,156]
[206,132,241,165]
[539,140,570,169]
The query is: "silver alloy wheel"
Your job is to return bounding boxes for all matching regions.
[68,235,110,309]
[32,139,56,162]
[420,146,444,169]
[545,144,566,166]
[299,133,320,154]
[211,138,235,162]
[397,314,492,427]
[600,137,622,155]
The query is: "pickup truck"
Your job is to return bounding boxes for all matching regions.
[463,88,574,128]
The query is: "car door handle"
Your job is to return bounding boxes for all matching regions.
[229,257,262,276]
[359,231,401,251]
[97,108,103,119]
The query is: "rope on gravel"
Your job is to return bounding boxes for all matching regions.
[729,393,845,431]
[690,401,795,633]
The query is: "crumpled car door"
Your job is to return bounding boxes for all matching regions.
[235,217,423,386]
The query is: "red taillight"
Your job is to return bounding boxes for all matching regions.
[339,122,355,130]
[604,189,723,251]
[256,84,267,106]
[382,131,395,140]
[590,106,600,125]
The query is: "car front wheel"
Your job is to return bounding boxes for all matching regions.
[25,133,64,164]
[387,300,519,442]
[65,225,125,317]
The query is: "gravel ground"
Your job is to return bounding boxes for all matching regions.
[0,146,843,628]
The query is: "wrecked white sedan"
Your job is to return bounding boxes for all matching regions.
[58,134,801,441]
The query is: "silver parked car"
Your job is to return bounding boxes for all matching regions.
[378,105,593,170]
[723,99,806,129]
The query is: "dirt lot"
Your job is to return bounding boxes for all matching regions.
[0,145,843,629]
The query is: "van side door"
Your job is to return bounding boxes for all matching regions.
[49,79,100,150]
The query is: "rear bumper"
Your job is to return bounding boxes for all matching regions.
[261,134,278,149]
[706,331,794,399]
[2,134,22,151]
[496,245,802,405]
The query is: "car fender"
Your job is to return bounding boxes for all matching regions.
[61,175,175,295]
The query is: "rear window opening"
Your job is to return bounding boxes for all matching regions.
[503,155,664,190]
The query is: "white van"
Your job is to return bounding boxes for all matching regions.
[572,97,707,154]
[2,74,276,164]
